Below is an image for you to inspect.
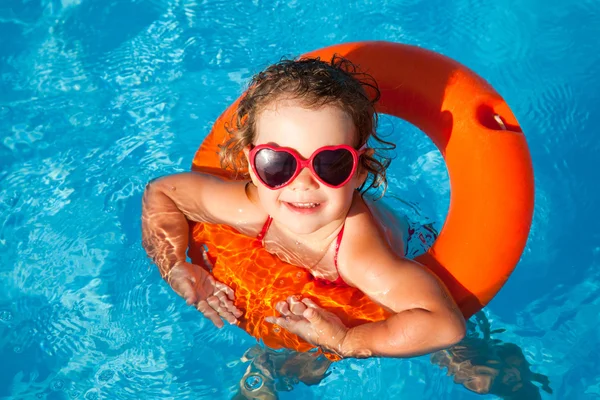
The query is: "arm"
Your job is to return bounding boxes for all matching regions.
[142,172,263,277]
[268,256,465,359]
[337,255,466,358]
[142,173,264,326]
[333,200,466,357]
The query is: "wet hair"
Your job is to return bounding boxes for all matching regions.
[219,55,395,196]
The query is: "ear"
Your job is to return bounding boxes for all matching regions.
[356,148,375,187]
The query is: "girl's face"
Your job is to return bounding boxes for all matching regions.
[246,98,367,235]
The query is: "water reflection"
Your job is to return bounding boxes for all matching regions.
[432,312,552,399]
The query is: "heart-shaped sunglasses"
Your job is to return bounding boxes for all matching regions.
[248,144,366,189]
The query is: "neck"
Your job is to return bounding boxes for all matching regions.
[276,216,345,246]
[272,193,356,246]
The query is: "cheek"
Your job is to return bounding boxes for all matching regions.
[256,186,280,207]
[324,185,355,207]
[247,165,261,187]
[355,165,369,187]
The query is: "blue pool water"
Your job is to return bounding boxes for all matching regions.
[1,0,599,399]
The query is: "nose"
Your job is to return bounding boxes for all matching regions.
[289,167,319,191]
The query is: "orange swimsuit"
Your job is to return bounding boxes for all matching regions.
[188,218,392,359]
[255,215,350,288]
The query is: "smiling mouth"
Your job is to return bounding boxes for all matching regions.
[288,202,320,208]
[283,201,322,213]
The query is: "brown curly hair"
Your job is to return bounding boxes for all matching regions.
[219,55,395,196]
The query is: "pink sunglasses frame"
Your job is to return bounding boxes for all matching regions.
[248,144,367,190]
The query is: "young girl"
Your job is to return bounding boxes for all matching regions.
[141,56,466,359]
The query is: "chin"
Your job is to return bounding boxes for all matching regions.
[283,220,322,235]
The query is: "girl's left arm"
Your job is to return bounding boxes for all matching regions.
[335,253,466,358]
[268,252,466,359]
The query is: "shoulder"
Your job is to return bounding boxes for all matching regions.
[339,213,452,312]
[337,195,440,298]
[338,194,402,263]
[213,179,269,235]
[336,194,397,283]
[150,173,268,236]
[335,195,460,314]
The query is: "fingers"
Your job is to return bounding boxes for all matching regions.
[214,284,243,318]
[196,300,224,328]
[288,296,307,315]
[275,300,291,315]
[304,306,319,320]
[167,262,242,326]
[207,295,240,325]
[214,281,235,301]
[301,298,319,309]
[268,295,308,328]
[197,295,241,328]
[301,299,323,321]
[214,290,244,318]
[196,279,242,327]
[267,295,314,328]
[274,296,308,317]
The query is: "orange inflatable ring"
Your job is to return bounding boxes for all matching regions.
[188,41,534,359]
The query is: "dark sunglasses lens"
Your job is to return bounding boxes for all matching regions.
[313,149,354,186]
[254,149,297,188]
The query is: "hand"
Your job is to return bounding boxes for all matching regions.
[265,296,348,356]
[166,261,243,328]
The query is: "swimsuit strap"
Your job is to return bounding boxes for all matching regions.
[256,215,273,242]
[333,223,345,272]
[316,223,348,287]
[258,216,349,287]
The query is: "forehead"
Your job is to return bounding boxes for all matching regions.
[254,99,356,157]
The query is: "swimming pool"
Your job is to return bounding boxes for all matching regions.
[1,0,599,399]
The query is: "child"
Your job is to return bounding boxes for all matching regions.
[141,56,466,359]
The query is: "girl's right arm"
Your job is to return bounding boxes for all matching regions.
[141,172,265,326]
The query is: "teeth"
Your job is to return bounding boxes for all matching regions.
[290,202,319,208]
